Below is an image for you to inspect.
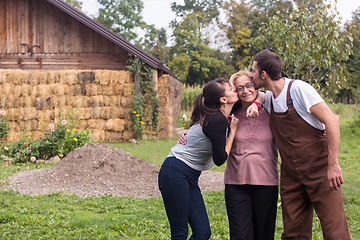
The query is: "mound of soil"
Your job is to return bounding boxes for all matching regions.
[6,143,224,198]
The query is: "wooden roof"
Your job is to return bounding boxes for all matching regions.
[46,0,178,79]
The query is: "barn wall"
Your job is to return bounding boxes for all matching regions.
[0,0,130,70]
[0,69,181,142]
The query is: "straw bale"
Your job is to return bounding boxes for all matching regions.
[0,70,6,84]
[69,96,87,108]
[38,72,48,84]
[112,84,122,95]
[104,130,122,142]
[122,130,134,141]
[87,95,102,108]
[102,85,114,95]
[19,107,37,120]
[78,71,95,84]
[1,82,12,96]
[158,75,168,85]
[9,121,20,132]
[36,85,51,97]
[5,95,18,108]
[51,84,68,96]
[159,96,167,107]
[69,84,86,96]
[52,95,68,107]
[6,70,26,85]
[77,120,90,130]
[109,96,120,107]
[121,84,134,97]
[100,107,111,119]
[92,107,102,119]
[27,72,38,85]
[38,110,54,121]
[20,84,31,96]
[46,71,58,84]
[35,97,52,110]
[123,108,132,121]
[116,71,132,84]
[110,107,125,119]
[103,96,111,107]
[89,129,105,142]
[74,107,92,120]
[88,119,106,130]
[105,118,125,132]
[64,71,79,85]
[12,85,22,97]
[6,109,19,121]
[158,87,169,96]
[30,131,42,140]
[31,119,39,131]
[18,120,32,131]
[120,97,130,107]
[86,83,102,96]
[8,131,18,142]
[95,70,112,85]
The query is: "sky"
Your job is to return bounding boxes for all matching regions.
[80,0,360,29]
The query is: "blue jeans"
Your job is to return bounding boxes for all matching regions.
[158,157,211,240]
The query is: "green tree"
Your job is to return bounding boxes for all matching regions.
[96,0,156,42]
[65,0,83,10]
[168,13,231,84]
[223,0,293,70]
[171,0,223,28]
[343,7,360,103]
[253,1,353,98]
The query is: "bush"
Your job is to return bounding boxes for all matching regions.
[2,110,91,164]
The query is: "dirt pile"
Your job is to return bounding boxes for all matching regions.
[6,143,224,198]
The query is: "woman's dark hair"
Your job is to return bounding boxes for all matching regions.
[189,77,228,127]
[253,49,283,80]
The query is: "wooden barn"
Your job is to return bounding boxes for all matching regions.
[0,0,182,142]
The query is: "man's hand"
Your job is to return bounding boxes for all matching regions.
[246,103,259,118]
[177,129,188,145]
[328,162,343,190]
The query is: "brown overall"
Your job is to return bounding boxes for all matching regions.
[270,80,352,240]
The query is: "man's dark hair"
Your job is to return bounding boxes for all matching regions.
[254,49,283,80]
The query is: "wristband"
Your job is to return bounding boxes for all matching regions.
[252,101,261,110]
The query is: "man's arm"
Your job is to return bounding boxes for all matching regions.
[310,101,342,190]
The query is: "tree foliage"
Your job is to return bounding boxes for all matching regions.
[223,0,293,70]
[65,0,82,10]
[253,1,353,97]
[96,0,156,42]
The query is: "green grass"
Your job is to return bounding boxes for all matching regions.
[0,104,359,239]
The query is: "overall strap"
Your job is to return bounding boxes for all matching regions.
[286,80,296,106]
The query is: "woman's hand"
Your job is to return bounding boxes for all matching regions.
[177,129,188,145]
[228,114,240,132]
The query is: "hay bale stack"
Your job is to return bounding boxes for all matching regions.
[1,69,181,142]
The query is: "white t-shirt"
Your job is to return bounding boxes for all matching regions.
[263,78,325,130]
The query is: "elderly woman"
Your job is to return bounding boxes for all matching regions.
[226,70,278,240]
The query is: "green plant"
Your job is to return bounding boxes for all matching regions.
[0,110,10,141]
[181,84,202,111]
[127,57,160,140]
[5,109,91,163]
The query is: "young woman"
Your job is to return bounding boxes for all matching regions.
[226,70,278,240]
[158,77,240,239]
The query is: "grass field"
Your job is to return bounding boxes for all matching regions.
[0,104,359,239]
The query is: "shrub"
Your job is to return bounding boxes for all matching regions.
[3,110,91,164]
